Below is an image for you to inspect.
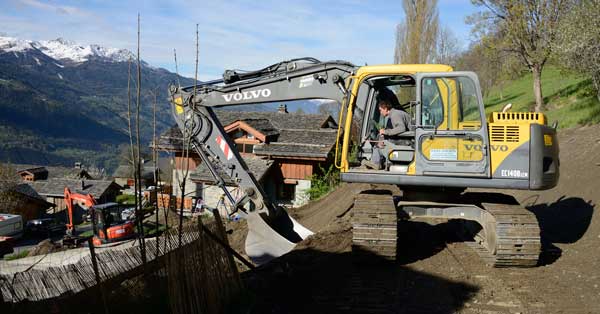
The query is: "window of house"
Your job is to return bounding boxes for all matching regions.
[234,142,255,154]
[277,184,295,201]
[232,130,244,139]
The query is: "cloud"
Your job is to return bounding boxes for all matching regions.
[18,0,87,16]
[3,0,475,78]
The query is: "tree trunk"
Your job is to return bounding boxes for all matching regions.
[532,64,544,112]
[592,73,600,103]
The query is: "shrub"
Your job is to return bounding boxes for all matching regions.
[116,194,136,204]
[307,164,340,200]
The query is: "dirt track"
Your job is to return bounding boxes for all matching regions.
[228,124,600,314]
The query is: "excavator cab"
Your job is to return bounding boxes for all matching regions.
[90,203,136,246]
[350,71,489,179]
[344,69,558,191]
[355,74,419,172]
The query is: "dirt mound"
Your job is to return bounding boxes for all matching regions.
[289,183,371,232]
[225,183,371,267]
[27,239,60,257]
[238,124,600,313]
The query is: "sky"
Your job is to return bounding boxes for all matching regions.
[1,0,480,81]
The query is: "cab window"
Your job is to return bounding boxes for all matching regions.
[421,78,444,127]
[420,76,482,130]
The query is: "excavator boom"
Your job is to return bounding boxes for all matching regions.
[169,58,355,263]
[64,187,96,234]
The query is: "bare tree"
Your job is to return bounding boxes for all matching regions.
[393,23,407,64]
[318,100,339,116]
[469,0,568,112]
[433,26,461,65]
[394,0,440,64]
[135,13,146,262]
[455,34,524,98]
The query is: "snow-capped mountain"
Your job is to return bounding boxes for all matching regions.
[0,34,194,169]
[0,35,135,64]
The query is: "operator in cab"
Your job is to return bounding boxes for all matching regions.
[362,89,412,170]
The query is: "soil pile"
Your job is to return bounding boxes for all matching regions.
[236,124,600,313]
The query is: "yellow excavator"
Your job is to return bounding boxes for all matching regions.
[169,58,559,266]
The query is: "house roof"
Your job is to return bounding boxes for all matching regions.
[26,179,120,198]
[13,184,53,206]
[190,155,274,185]
[153,126,184,151]
[112,164,155,180]
[214,111,334,131]
[153,110,338,159]
[17,167,48,177]
[227,119,279,138]
[112,158,172,180]
[13,164,95,180]
[112,165,134,179]
[253,129,338,158]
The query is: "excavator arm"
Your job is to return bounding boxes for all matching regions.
[64,187,96,235]
[168,58,356,264]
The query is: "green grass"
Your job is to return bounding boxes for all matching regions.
[483,67,600,129]
[78,230,94,238]
[116,194,136,204]
[142,223,167,237]
[4,250,30,261]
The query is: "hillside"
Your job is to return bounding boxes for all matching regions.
[0,35,194,171]
[483,66,600,128]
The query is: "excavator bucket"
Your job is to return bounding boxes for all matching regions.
[245,209,313,265]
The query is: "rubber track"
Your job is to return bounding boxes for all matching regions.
[470,202,541,267]
[351,194,397,260]
[351,194,541,267]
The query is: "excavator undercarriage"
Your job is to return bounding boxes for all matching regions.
[352,190,541,267]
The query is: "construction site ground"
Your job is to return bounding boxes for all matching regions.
[226,123,600,314]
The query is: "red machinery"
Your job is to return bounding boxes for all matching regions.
[89,203,136,246]
[63,187,136,246]
[64,187,96,236]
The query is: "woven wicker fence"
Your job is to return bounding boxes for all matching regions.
[0,212,242,314]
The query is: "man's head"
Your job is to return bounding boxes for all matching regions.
[378,100,392,116]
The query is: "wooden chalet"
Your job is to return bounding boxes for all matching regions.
[153,107,338,208]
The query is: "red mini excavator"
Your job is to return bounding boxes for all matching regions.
[63,187,136,246]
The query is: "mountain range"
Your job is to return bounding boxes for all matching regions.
[0,35,337,173]
[0,35,195,172]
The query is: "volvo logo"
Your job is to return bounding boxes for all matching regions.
[464,144,509,152]
[222,88,272,102]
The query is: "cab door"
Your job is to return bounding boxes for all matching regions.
[414,72,490,177]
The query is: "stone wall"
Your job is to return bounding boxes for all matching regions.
[171,169,202,198]
[292,179,311,207]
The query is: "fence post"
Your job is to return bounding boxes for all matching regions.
[88,239,109,314]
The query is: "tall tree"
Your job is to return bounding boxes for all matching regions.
[469,0,567,112]
[394,0,440,64]
[455,33,524,98]
[432,26,461,65]
[556,0,600,102]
